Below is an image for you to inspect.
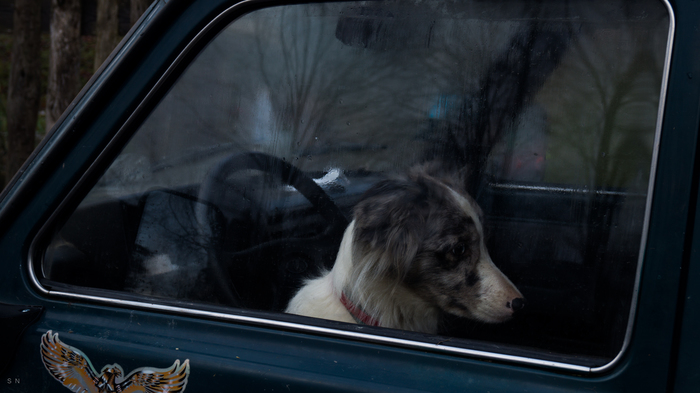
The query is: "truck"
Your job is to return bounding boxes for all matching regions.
[2,0,699,391]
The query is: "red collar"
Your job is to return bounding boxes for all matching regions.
[340,292,381,327]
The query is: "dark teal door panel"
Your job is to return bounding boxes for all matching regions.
[2,0,700,392]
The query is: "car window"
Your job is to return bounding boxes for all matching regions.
[38,0,671,370]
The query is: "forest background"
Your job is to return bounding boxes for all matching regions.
[0,0,150,187]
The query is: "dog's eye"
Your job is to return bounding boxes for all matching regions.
[451,242,467,257]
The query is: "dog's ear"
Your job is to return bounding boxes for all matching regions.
[409,160,472,193]
[352,179,427,278]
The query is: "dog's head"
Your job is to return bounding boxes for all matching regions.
[352,167,524,323]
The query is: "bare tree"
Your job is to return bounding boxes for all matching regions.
[46,0,81,132]
[94,0,119,71]
[6,0,42,184]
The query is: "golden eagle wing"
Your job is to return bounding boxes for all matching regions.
[40,330,101,393]
[119,359,190,393]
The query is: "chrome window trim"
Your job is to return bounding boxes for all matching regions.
[488,182,648,198]
[28,279,593,373]
[28,0,676,374]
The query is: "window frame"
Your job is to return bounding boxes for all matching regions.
[26,0,676,374]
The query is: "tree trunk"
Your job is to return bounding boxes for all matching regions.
[46,0,81,133]
[131,0,151,26]
[6,0,42,184]
[94,0,119,71]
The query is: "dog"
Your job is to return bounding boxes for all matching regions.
[285,164,524,334]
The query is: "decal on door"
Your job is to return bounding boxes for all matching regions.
[40,330,190,392]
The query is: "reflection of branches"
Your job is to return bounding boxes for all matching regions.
[139,197,205,260]
[534,8,670,288]
[157,193,214,254]
[424,19,574,192]
[252,4,435,166]
[277,6,333,136]
[254,6,347,147]
[545,9,667,190]
[571,36,657,189]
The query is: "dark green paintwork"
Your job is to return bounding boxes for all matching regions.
[670,2,700,388]
[0,0,699,391]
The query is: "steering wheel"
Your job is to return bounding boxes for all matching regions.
[197,152,349,309]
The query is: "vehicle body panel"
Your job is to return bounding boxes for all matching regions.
[1,0,699,391]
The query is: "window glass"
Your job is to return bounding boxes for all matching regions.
[42,0,671,366]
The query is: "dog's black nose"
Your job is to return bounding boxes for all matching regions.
[510,297,526,311]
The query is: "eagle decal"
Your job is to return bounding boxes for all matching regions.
[40,330,190,393]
